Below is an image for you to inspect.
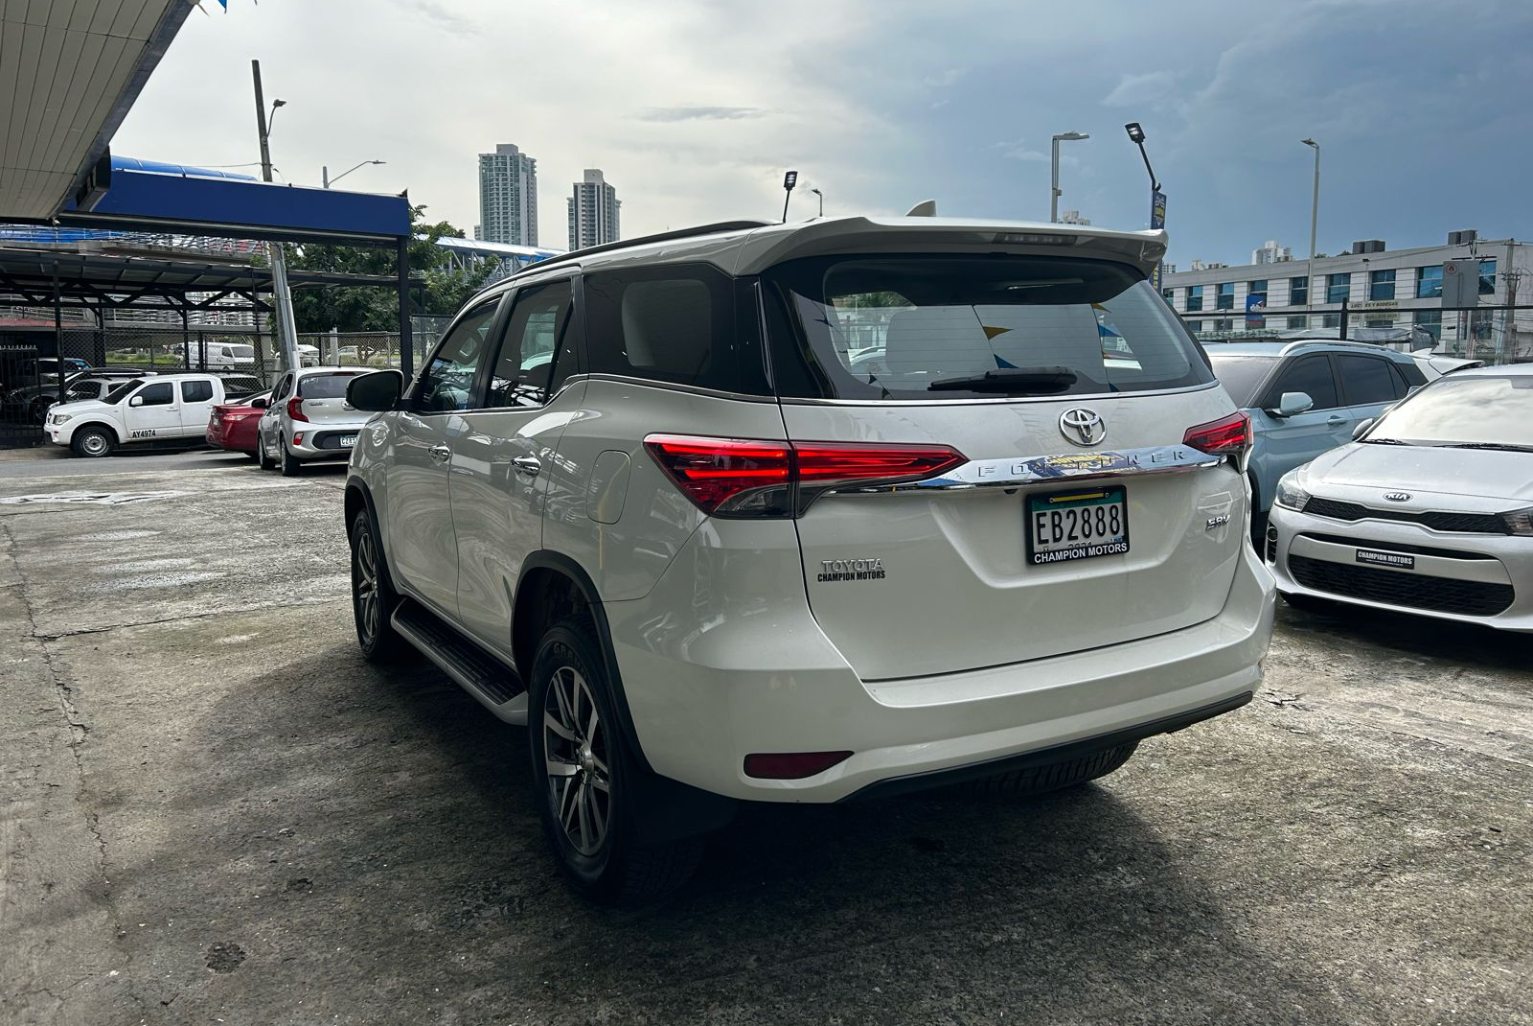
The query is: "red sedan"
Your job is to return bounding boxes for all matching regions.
[206,392,269,457]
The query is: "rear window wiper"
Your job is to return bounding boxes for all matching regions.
[1439,441,1533,453]
[926,367,1078,394]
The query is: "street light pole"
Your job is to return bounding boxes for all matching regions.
[1303,138,1320,322]
[1050,132,1089,222]
[252,59,300,376]
[323,159,386,189]
[810,187,823,217]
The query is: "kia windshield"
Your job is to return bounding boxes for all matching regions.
[1365,374,1533,449]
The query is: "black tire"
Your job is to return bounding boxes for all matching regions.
[528,616,703,904]
[349,508,407,662]
[967,742,1138,797]
[70,425,115,458]
[257,431,276,470]
[280,435,303,476]
[29,398,50,424]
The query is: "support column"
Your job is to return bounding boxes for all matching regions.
[397,238,413,378]
[53,260,65,410]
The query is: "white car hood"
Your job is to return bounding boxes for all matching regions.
[1300,442,1533,504]
[50,398,116,417]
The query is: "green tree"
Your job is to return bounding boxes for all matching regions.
[283,205,499,333]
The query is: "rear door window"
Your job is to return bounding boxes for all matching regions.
[1260,355,1340,410]
[180,380,215,403]
[1338,355,1397,406]
[763,255,1212,400]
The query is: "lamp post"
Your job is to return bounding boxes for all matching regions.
[781,170,798,222]
[1302,138,1320,322]
[1050,132,1089,222]
[810,187,823,217]
[251,59,299,375]
[323,159,386,189]
[1124,123,1165,286]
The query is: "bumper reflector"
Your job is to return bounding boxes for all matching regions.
[744,750,853,779]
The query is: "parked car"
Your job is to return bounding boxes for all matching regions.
[1204,340,1427,519]
[1412,348,1483,380]
[342,215,1277,902]
[2,369,157,423]
[45,373,230,457]
[256,367,370,475]
[1268,364,1533,631]
[206,391,271,458]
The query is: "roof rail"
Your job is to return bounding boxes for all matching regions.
[509,220,772,278]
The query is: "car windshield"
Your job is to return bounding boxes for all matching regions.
[1366,374,1533,448]
[297,372,363,398]
[1207,354,1278,408]
[764,254,1213,400]
[102,379,143,404]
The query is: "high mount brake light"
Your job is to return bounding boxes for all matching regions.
[643,434,966,517]
[1183,411,1251,458]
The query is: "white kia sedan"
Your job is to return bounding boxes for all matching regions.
[1268,363,1533,631]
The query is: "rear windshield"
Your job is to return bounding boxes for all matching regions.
[1207,354,1278,407]
[763,255,1214,400]
[297,372,362,399]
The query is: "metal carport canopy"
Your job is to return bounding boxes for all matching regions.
[0,0,191,221]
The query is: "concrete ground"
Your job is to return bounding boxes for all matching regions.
[1,449,1529,1026]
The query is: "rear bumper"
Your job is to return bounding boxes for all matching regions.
[605,521,1275,803]
[287,426,364,459]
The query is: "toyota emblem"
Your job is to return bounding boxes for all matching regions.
[1059,408,1106,446]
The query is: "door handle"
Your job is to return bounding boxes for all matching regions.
[512,455,542,476]
[1326,415,1347,426]
[428,444,451,464]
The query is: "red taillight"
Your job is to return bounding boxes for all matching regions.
[287,396,308,422]
[643,434,966,517]
[743,751,853,779]
[1183,411,1251,457]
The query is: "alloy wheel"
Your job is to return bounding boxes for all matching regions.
[353,528,380,642]
[542,666,611,857]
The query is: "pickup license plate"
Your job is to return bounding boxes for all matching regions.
[339,434,356,448]
[1027,486,1130,565]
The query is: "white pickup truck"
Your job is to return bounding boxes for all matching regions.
[45,373,245,457]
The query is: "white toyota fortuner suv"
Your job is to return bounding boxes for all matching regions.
[342,216,1276,901]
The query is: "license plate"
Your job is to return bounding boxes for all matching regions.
[1356,548,1413,570]
[339,434,356,448]
[1027,486,1130,565]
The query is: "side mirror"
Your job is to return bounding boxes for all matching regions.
[129,395,144,407]
[1352,418,1375,441]
[346,370,403,412]
[250,397,269,409]
[1268,391,1314,418]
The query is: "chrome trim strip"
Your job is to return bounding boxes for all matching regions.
[844,444,1226,493]
[774,380,1222,407]
[571,373,779,404]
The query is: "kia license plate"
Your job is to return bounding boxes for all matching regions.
[339,434,356,448]
[1027,486,1130,565]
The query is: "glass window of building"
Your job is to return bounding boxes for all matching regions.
[1186,285,1203,311]
[1186,320,1203,332]
[1286,315,1308,330]
[1413,310,1442,341]
[1416,265,1443,299]
[1289,275,1309,306]
[1321,313,1342,328]
[1369,269,1395,301]
[1479,259,1497,295]
[1216,282,1235,310]
[1214,317,1233,330]
[1326,273,1350,304]
[1365,314,1395,327]
[1161,287,1175,304]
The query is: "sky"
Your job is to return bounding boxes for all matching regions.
[116,0,1533,267]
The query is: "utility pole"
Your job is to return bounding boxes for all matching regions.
[1302,139,1320,325]
[253,59,300,376]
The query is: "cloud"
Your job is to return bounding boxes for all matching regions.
[995,139,1048,163]
[407,0,476,36]
[635,106,768,123]
[1102,70,1179,108]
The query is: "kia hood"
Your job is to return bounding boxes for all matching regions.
[1297,442,1533,503]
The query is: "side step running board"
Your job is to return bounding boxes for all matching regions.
[391,598,527,726]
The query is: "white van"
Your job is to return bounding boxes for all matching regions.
[45,373,235,456]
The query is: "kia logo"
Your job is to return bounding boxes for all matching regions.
[1059,408,1106,446]
[1384,491,1411,502]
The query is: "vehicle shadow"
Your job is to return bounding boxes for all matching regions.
[66,640,1362,1025]
[1276,599,1533,672]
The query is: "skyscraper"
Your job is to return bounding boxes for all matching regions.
[478,144,538,247]
[567,169,620,251]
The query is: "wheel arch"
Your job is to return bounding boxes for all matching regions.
[513,551,651,774]
[74,420,121,445]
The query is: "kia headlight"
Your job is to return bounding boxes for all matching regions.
[1273,471,1310,512]
[1502,507,1533,537]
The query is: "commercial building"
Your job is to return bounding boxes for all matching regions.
[1252,240,1292,265]
[1162,232,1532,357]
[477,144,538,247]
[567,169,620,251]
